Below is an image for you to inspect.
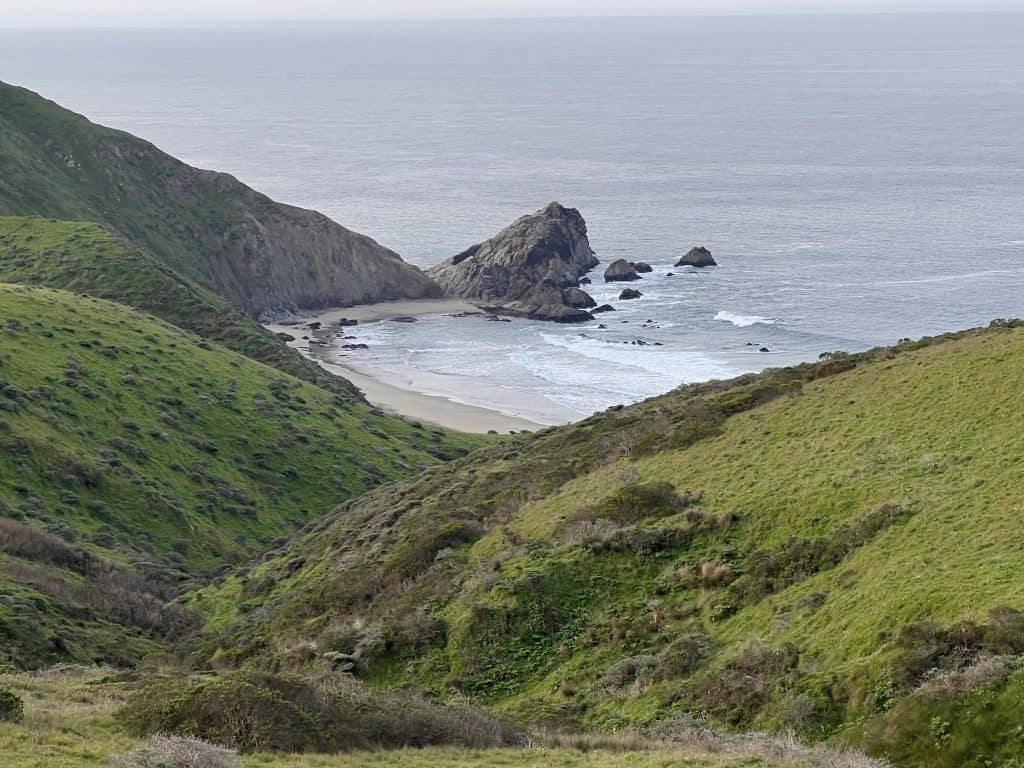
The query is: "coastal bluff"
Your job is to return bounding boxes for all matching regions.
[427,202,599,322]
[0,81,441,321]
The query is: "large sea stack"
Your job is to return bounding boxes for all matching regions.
[427,202,599,322]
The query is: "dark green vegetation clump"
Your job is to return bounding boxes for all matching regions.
[0,687,24,722]
[193,321,1024,767]
[117,671,524,752]
[0,285,481,668]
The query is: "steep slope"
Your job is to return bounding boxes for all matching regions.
[0,81,441,319]
[427,202,599,322]
[0,216,359,397]
[194,320,1024,767]
[0,284,481,668]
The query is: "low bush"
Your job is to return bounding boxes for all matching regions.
[656,633,714,680]
[670,559,734,589]
[117,671,524,753]
[0,688,24,722]
[688,641,800,727]
[110,735,242,768]
[587,482,688,525]
[892,607,1024,690]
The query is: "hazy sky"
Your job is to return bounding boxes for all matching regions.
[3,0,1018,26]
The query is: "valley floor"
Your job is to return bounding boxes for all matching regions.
[0,668,836,768]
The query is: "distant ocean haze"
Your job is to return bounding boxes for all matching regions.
[3,13,1021,419]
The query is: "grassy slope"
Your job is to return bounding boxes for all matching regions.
[194,322,1024,767]
[0,284,481,668]
[0,81,242,289]
[0,216,363,398]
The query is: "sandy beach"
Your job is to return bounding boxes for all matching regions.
[267,299,562,434]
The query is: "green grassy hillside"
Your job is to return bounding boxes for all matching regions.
[192,321,1024,767]
[0,216,363,397]
[0,284,481,668]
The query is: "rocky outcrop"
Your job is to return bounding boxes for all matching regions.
[427,202,599,322]
[604,259,640,282]
[632,261,653,273]
[0,82,441,321]
[676,246,717,268]
[563,287,597,309]
[619,288,643,300]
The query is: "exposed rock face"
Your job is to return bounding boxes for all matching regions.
[427,202,599,322]
[632,261,653,273]
[676,246,717,268]
[0,82,441,321]
[604,259,640,282]
[619,288,643,300]
[592,304,616,314]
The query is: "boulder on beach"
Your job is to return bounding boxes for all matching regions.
[276,332,296,342]
[604,259,640,282]
[427,202,599,323]
[632,261,653,273]
[619,288,643,300]
[675,246,717,268]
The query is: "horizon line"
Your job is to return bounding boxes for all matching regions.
[3,7,1022,30]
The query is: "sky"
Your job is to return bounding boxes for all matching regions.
[2,0,1019,26]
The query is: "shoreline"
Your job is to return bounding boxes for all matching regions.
[267,299,565,434]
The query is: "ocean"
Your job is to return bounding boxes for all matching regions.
[2,13,1022,422]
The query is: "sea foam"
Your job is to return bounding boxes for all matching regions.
[713,311,777,328]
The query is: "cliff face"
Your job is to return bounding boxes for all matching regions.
[0,81,440,319]
[427,202,599,322]
[181,169,443,320]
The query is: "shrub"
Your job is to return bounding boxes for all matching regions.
[597,655,660,693]
[117,671,524,753]
[688,641,800,727]
[117,675,318,752]
[893,620,984,688]
[657,633,714,680]
[588,481,686,525]
[777,693,820,734]
[0,688,24,722]
[983,606,1024,654]
[670,559,733,589]
[110,735,242,768]
[0,518,96,574]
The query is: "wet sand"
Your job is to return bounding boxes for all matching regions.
[267,299,561,434]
